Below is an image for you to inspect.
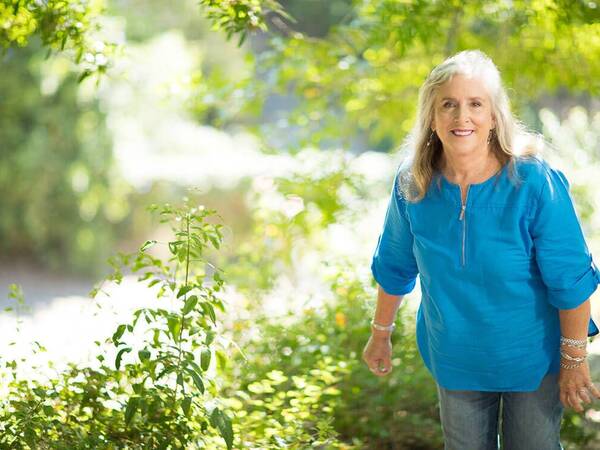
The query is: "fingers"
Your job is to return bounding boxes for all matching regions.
[589,382,600,399]
[578,389,592,405]
[560,383,599,413]
[362,340,392,377]
[367,358,392,377]
[568,391,584,412]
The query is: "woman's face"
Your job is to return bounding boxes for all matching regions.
[431,74,495,157]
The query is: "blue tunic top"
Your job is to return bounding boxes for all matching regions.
[371,155,600,392]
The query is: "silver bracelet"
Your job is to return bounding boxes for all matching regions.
[371,320,396,332]
[560,360,585,370]
[560,350,587,362]
[560,336,587,349]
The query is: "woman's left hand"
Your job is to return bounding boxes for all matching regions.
[558,360,600,412]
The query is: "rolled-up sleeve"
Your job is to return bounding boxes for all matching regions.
[370,169,419,296]
[530,166,600,316]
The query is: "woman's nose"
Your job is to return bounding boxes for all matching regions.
[454,106,470,123]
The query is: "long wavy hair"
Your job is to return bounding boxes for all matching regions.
[398,50,542,202]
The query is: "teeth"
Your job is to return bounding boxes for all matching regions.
[452,130,473,136]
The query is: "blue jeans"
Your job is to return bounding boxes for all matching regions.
[436,372,564,450]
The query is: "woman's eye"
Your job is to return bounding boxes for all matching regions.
[443,102,454,108]
[472,102,482,107]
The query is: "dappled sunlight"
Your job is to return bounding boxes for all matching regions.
[0,277,156,379]
[82,29,299,191]
[2,1,600,446]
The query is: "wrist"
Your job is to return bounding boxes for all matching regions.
[371,319,395,331]
[371,327,393,339]
[559,335,588,368]
[560,347,587,357]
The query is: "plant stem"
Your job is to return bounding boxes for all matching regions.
[175,212,192,400]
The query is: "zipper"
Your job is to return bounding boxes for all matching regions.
[459,186,470,266]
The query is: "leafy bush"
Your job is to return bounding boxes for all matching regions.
[2,145,599,448]
[0,198,350,449]
[0,200,234,449]
[222,260,443,449]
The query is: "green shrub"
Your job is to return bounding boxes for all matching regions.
[0,199,350,449]
[223,261,444,449]
[0,200,233,449]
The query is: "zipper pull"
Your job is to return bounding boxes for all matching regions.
[459,204,466,221]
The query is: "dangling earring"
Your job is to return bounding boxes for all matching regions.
[487,129,494,144]
[426,130,435,148]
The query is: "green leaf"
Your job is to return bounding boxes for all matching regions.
[215,349,227,370]
[140,240,157,251]
[177,285,193,298]
[182,396,192,416]
[186,359,204,376]
[125,396,139,424]
[156,365,175,380]
[205,330,216,346]
[168,240,183,255]
[148,279,161,288]
[167,316,181,341]
[32,387,45,398]
[200,349,211,371]
[209,407,233,450]
[77,70,93,83]
[132,309,143,327]
[208,234,221,249]
[200,302,216,323]
[182,295,198,315]
[139,271,153,281]
[186,368,205,394]
[237,30,247,47]
[115,347,132,370]
[138,349,151,362]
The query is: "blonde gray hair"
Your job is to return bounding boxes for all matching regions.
[398,50,542,202]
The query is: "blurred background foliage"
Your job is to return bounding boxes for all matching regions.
[2,0,598,276]
[227,0,600,152]
[0,41,130,275]
[1,0,599,448]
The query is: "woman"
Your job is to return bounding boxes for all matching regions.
[362,50,600,449]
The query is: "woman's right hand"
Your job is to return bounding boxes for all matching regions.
[362,332,393,377]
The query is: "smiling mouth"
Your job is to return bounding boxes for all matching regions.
[451,130,474,136]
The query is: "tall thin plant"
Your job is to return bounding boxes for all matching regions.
[0,199,234,449]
